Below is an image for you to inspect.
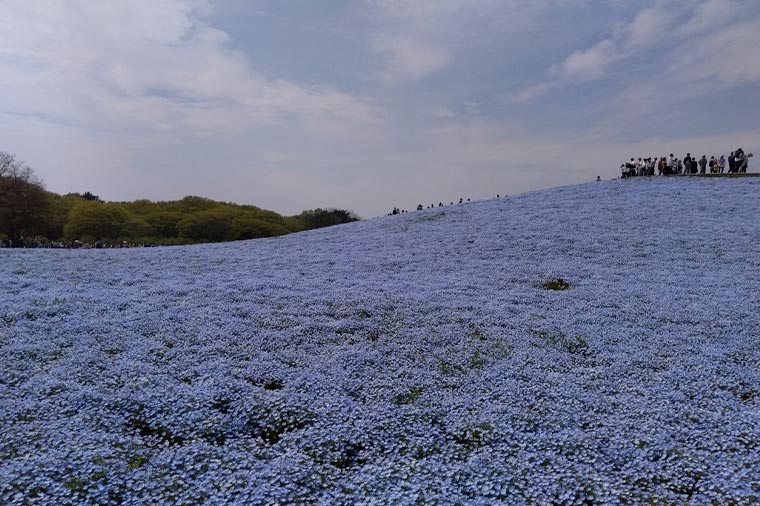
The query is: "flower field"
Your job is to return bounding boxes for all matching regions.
[1,178,759,505]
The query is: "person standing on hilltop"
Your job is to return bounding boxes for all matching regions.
[728,152,736,173]
[718,155,726,173]
[698,155,708,174]
[735,148,753,173]
[683,153,692,176]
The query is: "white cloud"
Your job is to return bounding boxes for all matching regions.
[512,1,759,103]
[367,0,570,84]
[676,0,739,38]
[594,12,760,125]
[1,0,757,219]
[506,83,557,104]
[667,20,760,86]
[550,39,618,81]
[0,0,374,137]
[622,7,673,51]
[548,6,674,83]
[372,35,451,82]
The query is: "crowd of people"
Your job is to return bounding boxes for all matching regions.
[0,239,149,249]
[389,195,510,216]
[621,148,752,178]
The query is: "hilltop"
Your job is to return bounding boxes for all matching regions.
[1,178,759,504]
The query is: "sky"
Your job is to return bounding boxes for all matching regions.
[1,0,759,217]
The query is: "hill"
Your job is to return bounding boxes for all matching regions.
[29,193,358,246]
[1,178,759,504]
[1,151,357,247]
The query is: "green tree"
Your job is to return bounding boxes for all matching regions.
[178,209,234,242]
[0,152,50,246]
[231,214,290,240]
[43,192,89,240]
[295,208,359,230]
[63,201,130,241]
[144,211,181,238]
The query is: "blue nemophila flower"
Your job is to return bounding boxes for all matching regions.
[1,178,759,504]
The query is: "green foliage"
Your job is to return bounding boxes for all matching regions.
[63,202,130,241]
[542,278,571,290]
[178,209,234,242]
[295,208,359,230]
[451,422,494,450]
[43,193,89,239]
[0,152,50,244]
[393,386,423,405]
[531,328,590,355]
[0,152,360,245]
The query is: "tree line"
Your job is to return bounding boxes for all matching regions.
[0,152,359,247]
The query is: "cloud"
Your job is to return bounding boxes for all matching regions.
[512,0,760,108]
[622,6,673,51]
[506,83,557,104]
[0,0,374,137]
[676,0,740,38]
[366,0,572,84]
[594,8,760,125]
[548,3,673,83]
[550,39,619,82]
[1,0,757,219]
[667,20,760,87]
[372,35,451,82]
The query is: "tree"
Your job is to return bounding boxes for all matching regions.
[63,201,130,241]
[178,209,234,242]
[0,152,50,246]
[42,192,87,240]
[295,208,359,230]
[82,191,101,202]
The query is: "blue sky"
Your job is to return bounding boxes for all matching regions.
[1,0,759,217]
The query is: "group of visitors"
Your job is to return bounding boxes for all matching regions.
[621,148,752,178]
[389,195,508,216]
[0,239,149,249]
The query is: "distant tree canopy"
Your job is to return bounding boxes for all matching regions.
[296,208,360,230]
[0,152,50,245]
[0,151,360,247]
[63,202,131,242]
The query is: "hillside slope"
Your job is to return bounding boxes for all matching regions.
[2,178,759,504]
